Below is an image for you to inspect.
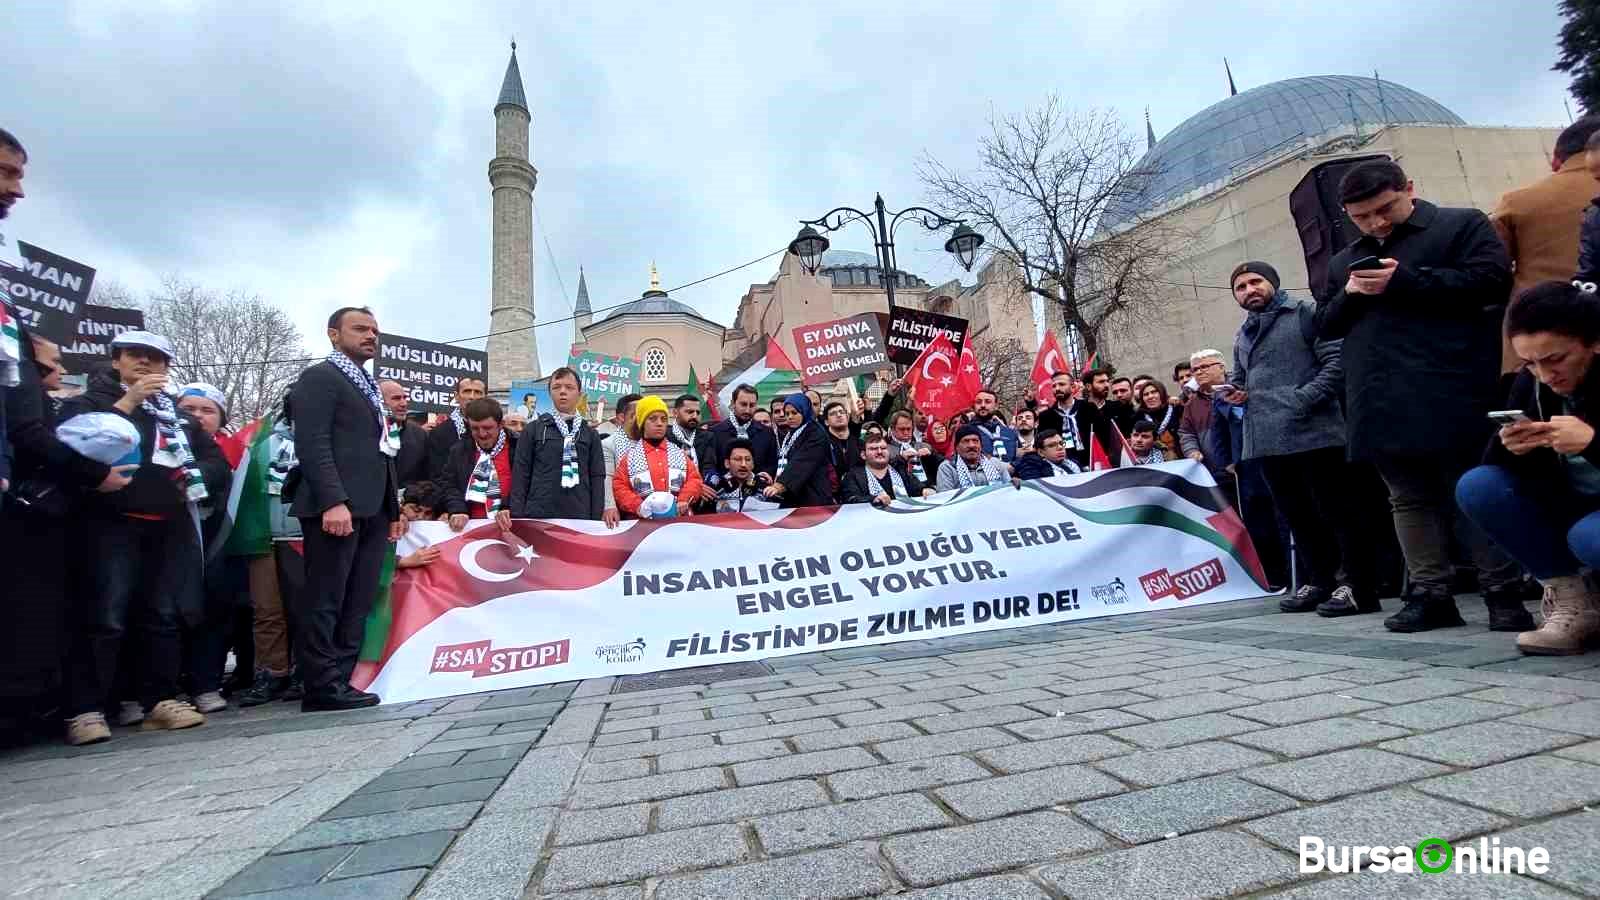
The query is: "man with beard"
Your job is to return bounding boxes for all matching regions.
[424,376,487,479]
[969,389,1020,463]
[509,366,605,521]
[669,394,717,505]
[289,307,401,712]
[1037,372,1090,469]
[441,398,517,530]
[379,380,428,487]
[936,424,1010,492]
[707,383,777,485]
[1013,408,1038,453]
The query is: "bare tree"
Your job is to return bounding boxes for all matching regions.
[919,97,1200,362]
[87,277,141,310]
[970,334,1032,412]
[139,276,307,426]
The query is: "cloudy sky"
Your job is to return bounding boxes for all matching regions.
[6,0,1572,382]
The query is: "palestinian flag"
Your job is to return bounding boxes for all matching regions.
[714,337,801,410]
[216,416,273,560]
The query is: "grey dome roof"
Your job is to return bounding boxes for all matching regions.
[1102,75,1465,228]
[605,291,703,319]
[818,249,880,269]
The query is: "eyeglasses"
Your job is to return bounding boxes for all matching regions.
[1193,362,1224,371]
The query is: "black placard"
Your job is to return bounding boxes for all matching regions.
[0,241,98,345]
[61,304,145,374]
[376,332,489,415]
[885,307,967,366]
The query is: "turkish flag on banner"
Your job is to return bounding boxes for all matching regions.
[1031,330,1068,406]
[905,333,973,424]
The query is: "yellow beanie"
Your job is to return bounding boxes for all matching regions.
[635,395,669,429]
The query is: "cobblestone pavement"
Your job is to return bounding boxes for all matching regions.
[4,593,1600,898]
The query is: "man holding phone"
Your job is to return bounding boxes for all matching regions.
[1314,160,1530,634]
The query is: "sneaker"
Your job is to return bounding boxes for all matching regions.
[116,700,145,727]
[282,673,304,703]
[1280,584,1330,613]
[236,671,289,708]
[1518,578,1600,656]
[1384,589,1467,633]
[1484,586,1537,633]
[193,691,228,714]
[1317,585,1381,618]
[140,699,206,731]
[66,712,111,746]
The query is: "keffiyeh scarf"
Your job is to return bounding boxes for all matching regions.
[142,390,208,501]
[865,466,908,502]
[670,422,696,449]
[266,420,297,496]
[0,298,19,388]
[953,455,1007,489]
[548,413,584,489]
[327,352,397,457]
[624,438,688,495]
[449,407,467,440]
[464,429,507,512]
[732,416,752,440]
[776,421,808,477]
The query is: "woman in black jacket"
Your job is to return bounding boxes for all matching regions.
[1457,281,1600,656]
[763,393,833,508]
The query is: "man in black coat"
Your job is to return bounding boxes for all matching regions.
[509,366,605,520]
[290,307,401,711]
[706,384,778,485]
[59,331,231,743]
[380,379,428,487]
[424,375,487,479]
[1314,159,1524,633]
[668,393,719,507]
[1037,372,1095,468]
[440,398,517,528]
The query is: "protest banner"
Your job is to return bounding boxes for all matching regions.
[885,307,967,366]
[567,347,640,406]
[792,313,889,387]
[62,304,145,373]
[0,241,98,345]
[377,333,488,415]
[351,461,1270,703]
[508,379,552,421]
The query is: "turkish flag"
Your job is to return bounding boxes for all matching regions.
[905,333,973,424]
[1031,330,1068,407]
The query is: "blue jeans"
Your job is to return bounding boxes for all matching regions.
[1456,465,1600,580]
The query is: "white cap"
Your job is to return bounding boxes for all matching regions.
[110,330,177,362]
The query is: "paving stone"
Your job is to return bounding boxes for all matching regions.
[324,787,426,819]
[1462,686,1581,708]
[330,829,455,879]
[569,767,727,809]
[1226,662,1348,683]
[823,756,986,801]
[1108,712,1265,749]
[1555,739,1600,764]
[540,823,750,892]
[881,811,1109,887]
[934,764,1123,819]
[1226,679,1341,701]
[1228,693,1381,726]
[440,724,496,739]
[1353,696,1519,731]
[585,735,715,763]
[1341,676,1481,704]
[828,703,949,729]
[874,726,1019,762]
[873,685,980,705]
[1072,774,1297,843]
[891,875,1052,900]
[414,807,557,900]
[653,846,891,900]
[1041,673,1154,695]
[1267,870,1569,899]
[1414,755,1600,817]
[763,698,876,722]
[655,740,790,772]
[359,758,518,793]
[732,747,879,785]
[579,758,653,783]
[975,733,1133,773]
[223,868,428,900]
[1119,691,1257,721]
[1021,690,1151,716]
[591,729,651,747]
[1230,717,1410,757]
[707,696,815,718]
[1002,708,1146,740]
[419,730,542,755]
[752,792,951,853]
[556,804,652,845]
[415,777,502,807]
[1494,811,1600,896]
[910,705,1041,733]
[657,780,830,830]
[1242,788,1509,852]
[214,846,352,895]
[275,802,482,852]
[1504,698,1600,737]
[656,713,769,738]
[484,744,586,813]
[1036,830,1301,900]
[1378,721,1584,766]
[386,751,465,773]
[1127,676,1252,698]
[599,709,711,733]
[944,687,1059,711]
[789,721,921,751]
[715,718,843,744]
[1091,740,1276,788]
[1238,748,1451,802]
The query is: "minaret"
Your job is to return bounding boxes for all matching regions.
[488,41,540,390]
[574,266,592,336]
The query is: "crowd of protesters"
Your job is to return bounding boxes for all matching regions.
[5,113,1600,749]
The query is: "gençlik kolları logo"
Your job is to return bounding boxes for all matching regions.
[1139,558,1226,601]
[1091,577,1130,606]
[430,638,570,678]
[595,637,647,665]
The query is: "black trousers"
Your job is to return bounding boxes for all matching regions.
[66,514,195,715]
[1259,446,1376,593]
[0,509,67,710]
[296,514,388,695]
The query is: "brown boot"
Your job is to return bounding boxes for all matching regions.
[1517,577,1600,656]
[65,712,112,746]
[140,699,205,731]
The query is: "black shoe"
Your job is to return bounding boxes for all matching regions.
[281,673,304,703]
[236,671,289,708]
[1484,587,1537,632]
[1280,584,1331,613]
[346,687,380,705]
[1384,589,1467,633]
[301,685,380,712]
[1317,585,1382,618]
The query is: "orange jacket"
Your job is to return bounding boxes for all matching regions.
[611,439,703,517]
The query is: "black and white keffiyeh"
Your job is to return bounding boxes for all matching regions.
[327,352,397,457]
[953,455,1007,489]
[670,422,696,449]
[463,429,507,512]
[776,421,808,477]
[865,466,908,502]
[266,419,297,495]
[732,416,752,440]
[548,413,584,489]
[449,407,467,439]
[143,390,208,501]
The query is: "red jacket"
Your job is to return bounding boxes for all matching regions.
[612,438,703,517]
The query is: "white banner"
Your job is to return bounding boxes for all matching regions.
[354,462,1271,703]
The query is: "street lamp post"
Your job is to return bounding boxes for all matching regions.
[788,194,983,313]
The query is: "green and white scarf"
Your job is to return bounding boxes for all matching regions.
[464,429,507,512]
[548,413,584,489]
[266,420,297,495]
[143,390,208,501]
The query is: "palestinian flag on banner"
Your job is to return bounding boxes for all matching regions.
[714,337,801,410]
[215,416,274,560]
[359,548,399,665]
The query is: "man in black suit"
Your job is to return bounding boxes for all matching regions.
[290,307,401,712]
[379,379,428,487]
[706,383,778,485]
[424,376,487,479]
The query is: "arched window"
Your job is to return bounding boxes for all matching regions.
[643,347,667,383]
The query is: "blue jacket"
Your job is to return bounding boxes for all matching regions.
[1206,394,1246,471]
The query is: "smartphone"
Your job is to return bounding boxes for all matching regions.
[1349,256,1386,271]
[1487,410,1531,426]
